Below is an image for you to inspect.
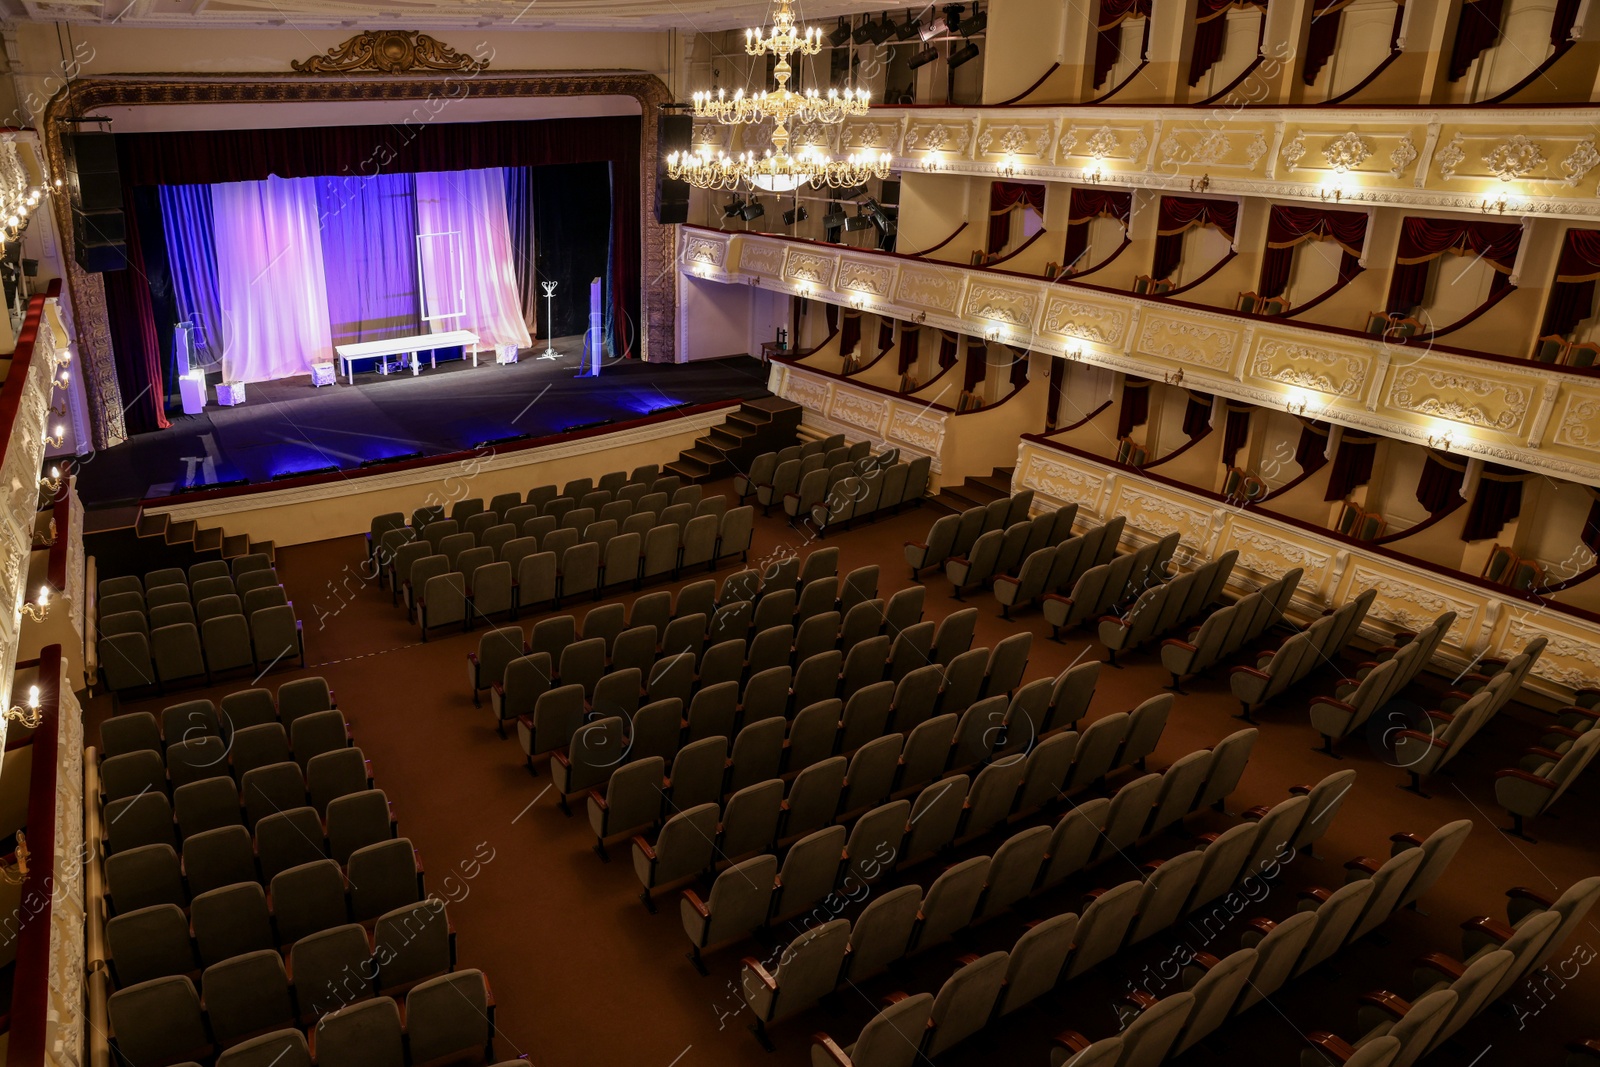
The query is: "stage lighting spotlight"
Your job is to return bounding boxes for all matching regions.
[943,4,965,33]
[742,198,765,221]
[895,12,922,39]
[782,205,809,225]
[919,14,948,40]
[961,3,986,35]
[865,13,896,44]
[844,205,874,231]
[837,183,869,200]
[823,204,847,231]
[852,16,874,43]
[827,16,853,45]
[723,197,745,219]
[949,41,981,67]
[908,45,939,69]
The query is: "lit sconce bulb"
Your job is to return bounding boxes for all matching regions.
[26,686,38,708]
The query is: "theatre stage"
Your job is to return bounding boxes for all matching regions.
[75,340,773,508]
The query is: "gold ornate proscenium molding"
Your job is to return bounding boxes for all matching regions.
[43,70,675,449]
[291,31,490,75]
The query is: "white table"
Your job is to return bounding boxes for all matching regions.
[334,330,481,383]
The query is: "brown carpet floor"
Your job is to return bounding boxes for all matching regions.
[90,478,1600,1067]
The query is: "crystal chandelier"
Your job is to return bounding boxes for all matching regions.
[668,1,891,193]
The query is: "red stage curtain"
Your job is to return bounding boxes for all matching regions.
[1304,0,1354,84]
[938,331,960,370]
[988,181,1047,254]
[1449,0,1505,80]
[1415,451,1468,514]
[1153,197,1238,282]
[1462,464,1529,541]
[963,339,988,392]
[840,310,862,357]
[897,324,921,374]
[1542,227,1600,336]
[1323,432,1378,501]
[1095,0,1152,87]
[1221,403,1252,466]
[1188,0,1267,86]
[1046,357,1067,430]
[1063,190,1132,271]
[1386,216,1521,313]
[1181,392,1213,438]
[1259,205,1367,298]
[1294,419,1330,473]
[1117,379,1151,438]
[103,177,171,434]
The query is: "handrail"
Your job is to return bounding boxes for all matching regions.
[773,327,841,367]
[952,367,1039,418]
[1369,496,1465,545]
[773,355,957,413]
[1063,236,1133,282]
[1407,283,1518,344]
[848,333,898,376]
[984,227,1049,267]
[905,351,964,399]
[682,226,1600,379]
[1086,60,1150,105]
[1482,42,1574,105]
[1046,398,1114,435]
[994,63,1062,106]
[899,221,970,259]
[0,286,53,478]
[1019,432,1600,624]
[1140,427,1215,470]
[1165,249,1238,296]
[8,643,62,1067]
[1276,268,1362,319]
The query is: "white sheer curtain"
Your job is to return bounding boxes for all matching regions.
[212,175,335,384]
[414,169,533,350]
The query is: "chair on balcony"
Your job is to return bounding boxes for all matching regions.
[1235,292,1260,314]
[1115,437,1147,468]
[1566,341,1599,367]
[1532,334,1569,364]
[1259,295,1290,315]
[1134,275,1172,296]
[956,391,985,413]
[1388,316,1423,339]
[1364,310,1392,336]
[1481,544,1521,587]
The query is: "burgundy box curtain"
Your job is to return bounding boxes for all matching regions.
[116,116,644,358]
[1188,0,1267,86]
[877,319,895,353]
[1462,464,1529,542]
[1323,431,1379,501]
[1180,391,1214,439]
[1046,357,1068,430]
[1063,189,1132,271]
[840,309,862,358]
[1094,0,1152,88]
[1117,378,1151,438]
[1303,0,1356,85]
[938,331,961,370]
[1415,451,1469,515]
[963,339,989,392]
[897,324,922,374]
[1294,419,1331,474]
[1449,0,1506,80]
[1542,228,1600,336]
[1007,346,1031,390]
[1221,402,1252,466]
[1258,205,1367,298]
[1583,488,1600,552]
[1385,216,1521,314]
[1152,197,1238,283]
[988,181,1047,254]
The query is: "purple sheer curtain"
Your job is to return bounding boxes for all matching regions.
[316,173,422,347]
[1415,452,1468,514]
[1462,465,1528,541]
[1323,432,1377,500]
[158,184,224,372]
[414,169,532,350]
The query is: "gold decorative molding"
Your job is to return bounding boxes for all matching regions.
[291,31,490,75]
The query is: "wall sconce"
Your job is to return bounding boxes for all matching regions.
[1285,397,1308,416]
[55,369,70,389]
[55,346,71,372]
[1064,346,1084,362]
[1479,191,1518,215]
[923,152,944,171]
[914,311,928,324]
[5,686,42,729]
[42,425,63,448]
[1163,369,1185,386]
[998,153,1018,177]
[1189,174,1211,193]
[0,833,29,885]
[20,586,50,623]
[1428,429,1455,451]
[38,466,62,495]
[1082,161,1105,184]
[984,326,1002,343]
[1318,181,1345,203]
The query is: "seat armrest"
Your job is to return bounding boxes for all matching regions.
[1343,857,1381,876]
[1506,886,1557,908]
[1229,665,1270,680]
[1493,768,1557,789]
[810,1035,852,1067]
[1548,704,1599,721]
[466,652,480,666]
[1244,917,1276,937]
[741,957,778,991]
[1053,1030,1093,1055]
[588,790,608,812]
[1395,729,1448,750]
[1389,831,1423,850]
[1186,951,1221,971]
[1119,989,1158,1010]
[1241,805,1270,820]
[1161,638,1197,651]
[1522,745,1565,762]
[1309,697,1356,714]
[1415,952,1466,981]
[682,890,710,918]
[631,835,656,862]
[903,540,929,550]
[1357,990,1412,1019]
[1287,783,1311,796]
[1298,886,1332,905]
[1544,725,1584,741]
[992,575,1020,588]
[1459,916,1514,943]
[1306,1033,1358,1064]
[551,749,572,768]
[947,556,971,568]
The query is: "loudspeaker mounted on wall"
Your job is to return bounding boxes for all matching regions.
[656,113,692,225]
[65,130,129,273]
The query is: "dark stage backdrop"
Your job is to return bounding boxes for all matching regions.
[108,115,642,434]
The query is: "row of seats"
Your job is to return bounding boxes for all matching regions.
[734,433,855,504]
[1041,530,1180,638]
[99,603,304,693]
[801,452,933,536]
[992,512,1117,617]
[1160,567,1303,688]
[1098,550,1238,663]
[945,504,1081,598]
[904,490,1036,578]
[1230,588,1377,720]
[99,569,283,629]
[1308,611,1457,754]
[97,553,275,614]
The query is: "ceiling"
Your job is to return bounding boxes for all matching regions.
[3,0,898,32]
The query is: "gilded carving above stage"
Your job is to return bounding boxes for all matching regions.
[44,70,674,449]
[290,31,490,74]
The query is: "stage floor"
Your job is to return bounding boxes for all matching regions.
[75,339,774,508]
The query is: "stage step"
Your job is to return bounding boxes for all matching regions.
[194,527,223,553]
[667,394,801,484]
[85,504,276,586]
[928,467,1017,515]
[223,534,252,558]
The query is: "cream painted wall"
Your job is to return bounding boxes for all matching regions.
[981,0,1069,102]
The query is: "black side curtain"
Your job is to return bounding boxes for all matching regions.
[898,324,922,374]
[1007,347,1031,390]
[1541,227,1600,337]
[1118,379,1151,438]
[102,175,171,434]
[1188,0,1267,86]
[1221,403,1252,466]
[1415,451,1468,514]
[1181,392,1214,438]
[1046,358,1068,431]
[1463,464,1529,542]
[1304,0,1354,85]
[1095,0,1153,87]
[1582,489,1600,552]
[878,319,895,352]
[840,310,862,356]
[1324,432,1378,501]
[939,331,960,370]
[1294,419,1330,474]
[528,162,615,340]
[825,303,839,335]
[963,340,988,392]
[1449,0,1506,81]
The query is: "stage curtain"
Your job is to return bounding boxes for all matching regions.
[519,163,612,342]
[502,167,539,335]
[1008,347,1031,390]
[1153,196,1237,281]
[938,331,959,370]
[1462,464,1528,541]
[104,178,171,432]
[897,324,921,374]
[157,184,223,372]
[129,187,184,419]
[1415,451,1468,514]
[211,176,334,384]
[878,318,894,352]
[1294,419,1330,473]
[1181,392,1213,438]
[1323,431,1377,501]
[1188,0,1266,86]
[1063,190,1131,271]
[1449,0,1505,81]
[1117,378,1150,438]
[1045,357,1067,430]
[963,339,988,392]
[1304,0,1354,84]
[840,310,862,356]
[1095,0,1151,87]
[988,181,1046,254]
[1221,403,1252,465]
[1259,205,1367,297]
[1386,216,1521,313]
[1541,227,1600,336]
[315,173,421,348]
[414,169,533,351]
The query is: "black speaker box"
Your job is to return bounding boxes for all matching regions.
[65,131,128,272]
[656,113,693,225]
